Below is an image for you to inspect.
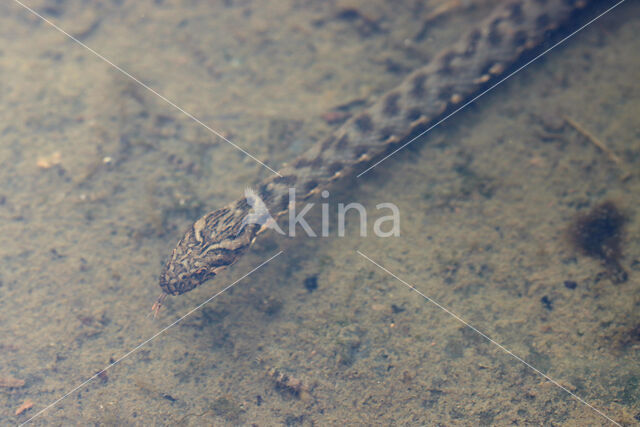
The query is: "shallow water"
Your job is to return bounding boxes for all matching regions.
[1,0,638,425]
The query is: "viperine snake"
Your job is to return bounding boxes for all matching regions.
[155,0,602,311]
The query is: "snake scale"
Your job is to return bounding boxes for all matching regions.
[156,0,599,308]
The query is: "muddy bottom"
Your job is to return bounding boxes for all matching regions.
[0,0,638,425]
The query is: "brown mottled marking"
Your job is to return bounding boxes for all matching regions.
[489,18,504,45]
[279,195,289,211]
[273,175,297,186]
[509,3,525,24]
[464,29,482,57]
[353,145,368,159]
[438,85,455,101]
[328,162,343,175]
[406,108,422,122]
[321,136,336,151]
[438,50,457,74]
[304,180,318,192]
[411,73,427,98]
[383,92,401,117]
[310,156,324,168]
[258,184,272,201]
[335,134,349,150]
[293,158,311,168]
[354,113,374,133]
[378,126,395,142]
[513,30,528,47]
[536,13,551,29]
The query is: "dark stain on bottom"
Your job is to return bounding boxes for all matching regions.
[568,201,629,283]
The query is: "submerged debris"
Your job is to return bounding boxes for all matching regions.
[0,376,26,389]
[303,275,318,292]
[210,395,245,421]
[613,322,640,351]
[15,399,34,416]
[36,151,62,169]
[266,367,311,401]
[540,295,553,311]
[564,116,631,181]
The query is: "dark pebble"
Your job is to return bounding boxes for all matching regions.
[563,280,577,290]
[304,276,318,292]
[391,304,405,314]
[540,296,553,311]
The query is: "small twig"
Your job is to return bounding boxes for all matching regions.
[564,116,631,181]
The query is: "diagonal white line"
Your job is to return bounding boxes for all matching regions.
[12,0,282,177]
[19,251,284,426]
[356,0,627,177]
[356,250,621,426]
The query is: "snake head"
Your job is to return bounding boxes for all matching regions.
[159,203,255,296]
[159,257,217,296]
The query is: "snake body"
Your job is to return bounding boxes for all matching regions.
[158,0,595,300]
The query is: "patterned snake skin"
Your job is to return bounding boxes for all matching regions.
[156,0,595,305]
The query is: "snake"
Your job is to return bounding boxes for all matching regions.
[155,0,600,310]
